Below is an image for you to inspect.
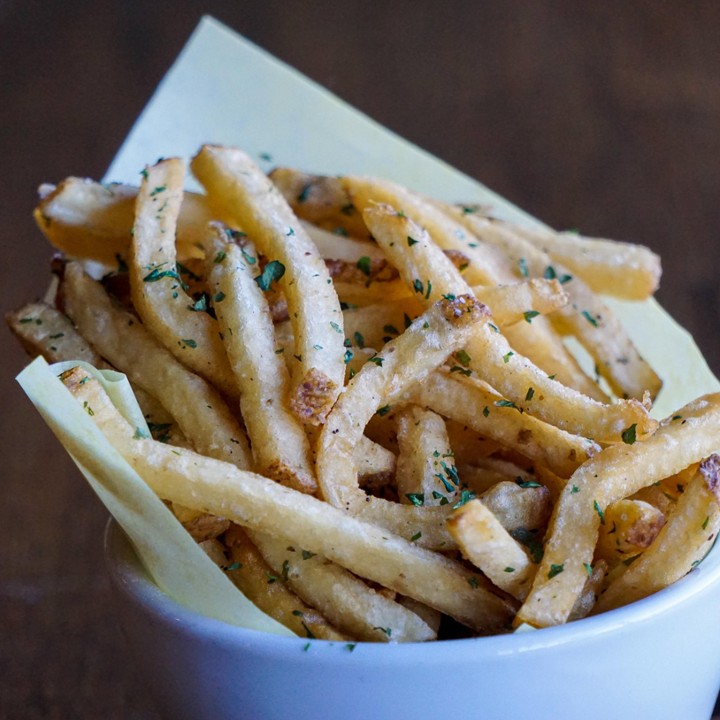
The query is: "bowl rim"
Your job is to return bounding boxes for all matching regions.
[105,516,720,660]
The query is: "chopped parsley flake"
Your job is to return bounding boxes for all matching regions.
[593,499,605,524]
[455,349,471,367]
[357,256,371,276]
[255,260,286,291]
[581,310,599,327]
[548,564,564,579]
[621,424,637,445]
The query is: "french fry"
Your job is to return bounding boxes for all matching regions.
[316,294,489,548]
[223,525,348,640]
[516,395,720,628]
[250,529,436,642]
[592,456,720,613]
[395,406,461,506]
[269,168,372,240]
[448,499,536,601]
[63,368,515,631]
[363,202,656,443]
[62,262,252,469]
[204,227,316,494]
[191,145,345,425]
[497,219,661,301]
[129,158,238,397]
[7,301,103,365]
[304,173,602,397]
[302,221,385,265]
[480,480,553,536]
[339,278,569,353]
[595,498,666,566]
[411,371,599,478]
[446,205,663,401]
[34,177,215,264]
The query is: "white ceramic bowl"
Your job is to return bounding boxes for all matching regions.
[105,520,720,720]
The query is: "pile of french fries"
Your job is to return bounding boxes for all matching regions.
[9,144,720,642]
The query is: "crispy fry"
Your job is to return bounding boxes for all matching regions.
[191,145,345,424]
[446,206,663,401]
[395,406,460,506]
[7,301,103,365]
[316,295,489,549]
[596,498,666,566]
[322,174,602,396]
[499,219,661,301]
[34,177,215,265]
[364,202,656,443]
[517,395,720,628]
[411,371,598,478]
[129,158,237,397]
[62,262,252,468]
[448,499,536,600]
[204,227,316,493]
[223,525,348,640]
[593,456,720,613]
[63,368,515,631]
[250,529,436,642]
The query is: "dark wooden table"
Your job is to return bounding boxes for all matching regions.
[2,2,720,717]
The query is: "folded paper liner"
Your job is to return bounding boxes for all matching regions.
[16,16,720,633]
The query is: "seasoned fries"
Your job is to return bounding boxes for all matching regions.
[11,142,720,643]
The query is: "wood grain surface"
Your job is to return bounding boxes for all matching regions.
[2,2,719,718]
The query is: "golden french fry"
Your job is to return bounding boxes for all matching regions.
[480,480,553,536]
[269,168,371,239]
[316,295,489,549]
[593,456,720,613]
[410,371,598,478]
[6,301,103,365]
[191,145,345,425]
[339,278,569,354]
[129,158,237,397]
[34,177,214,265]
[223,525,348,640]
[341,177,602,396]
[204,228,316,494]
[446,206,663,401]
[62,262,252,469]
[517,396,720,628]
[363,202,656,443]
[302,220,385,263]
[63,368,515,632]
[595,498,666,566]
[448,499,536,601]
[396,406,461,506]
[250,529,436,642]
[500,219,661,301]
